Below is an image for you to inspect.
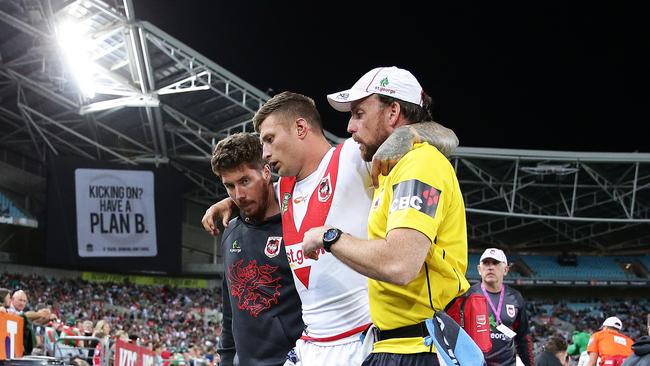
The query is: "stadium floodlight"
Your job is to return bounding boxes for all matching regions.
[57,20,96,99]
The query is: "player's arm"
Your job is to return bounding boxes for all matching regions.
[586,353,598,366]
[201,198,237,235]
[217,276,236,366]
[371,121,458,187]
[303,227,430,285]
[586,333,599,366]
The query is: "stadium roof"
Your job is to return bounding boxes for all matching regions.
[1,0,649,254]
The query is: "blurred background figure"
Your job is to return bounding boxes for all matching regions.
[621,314,650,366]
[587,317,633,366]
[568,331,592,366]
[536,336,568,366]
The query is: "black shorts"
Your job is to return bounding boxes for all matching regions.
[362,352,440,366]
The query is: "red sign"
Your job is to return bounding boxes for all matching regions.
[114,340,155,366]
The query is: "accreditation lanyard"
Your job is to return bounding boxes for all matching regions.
[481,283,505,325]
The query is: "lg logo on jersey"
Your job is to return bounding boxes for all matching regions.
[390,179,441,218]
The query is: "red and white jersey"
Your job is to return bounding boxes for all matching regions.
[278,138,373,340]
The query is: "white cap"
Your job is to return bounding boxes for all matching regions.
[602,316,623,330]
[327,66,424,112]
[480,248,508,264]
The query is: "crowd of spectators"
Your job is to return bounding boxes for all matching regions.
[527,298,650,363]
[2,271,222,365]
[2,271,648,366]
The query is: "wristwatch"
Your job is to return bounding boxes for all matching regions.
[322,228,343,252]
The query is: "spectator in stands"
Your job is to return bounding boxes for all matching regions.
[210,132,304,366]
[92,319,111,366]
[8,289,57,324]
[621,314,650,366]
[587,316,634,366]
[536,336,569,366]
[0,287,10,312]
[568,331,592,366]
[467,248,535,366]
[8,289,28,313]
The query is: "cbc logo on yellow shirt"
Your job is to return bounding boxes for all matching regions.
[390,179,441,218]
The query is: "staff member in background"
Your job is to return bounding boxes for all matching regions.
[587,316,634,366]
[466,248,534,366]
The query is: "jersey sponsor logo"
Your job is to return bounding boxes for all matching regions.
[506,304,516,318]
[317,174,332,202]
[229,240,241,253]
[613,335,628,346]
[227,259,281,317]
[281,193,291,214]
[491,332,509,341]
[285,245,325,289]
[264,236,282,258]
[390,179,441,217]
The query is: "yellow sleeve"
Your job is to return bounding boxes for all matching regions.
[385,143,454,243]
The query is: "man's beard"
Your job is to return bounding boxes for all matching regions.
[361,143,379,162]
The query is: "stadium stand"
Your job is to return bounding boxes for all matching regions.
[2,268,221,366]
[467,254,650,283]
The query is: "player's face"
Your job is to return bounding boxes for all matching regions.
[477,258,508,285]
[220,164,271,220]
[347,95,392,162]
[260,114,301,177]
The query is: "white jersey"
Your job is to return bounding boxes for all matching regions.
[277,138,373,339]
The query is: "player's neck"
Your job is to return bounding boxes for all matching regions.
[483,281,503,293]
[295,137,332,181]
[263,183,280,220]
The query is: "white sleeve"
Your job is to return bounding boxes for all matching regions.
[273,180,280,199]
[343,138,372,188]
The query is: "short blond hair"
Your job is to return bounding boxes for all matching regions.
[253,91,322,133]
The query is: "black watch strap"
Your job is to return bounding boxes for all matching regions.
[323,228,343,252]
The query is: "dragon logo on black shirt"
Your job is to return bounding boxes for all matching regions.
[227,259,282,317]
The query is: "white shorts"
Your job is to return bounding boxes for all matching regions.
[284,330,374,366]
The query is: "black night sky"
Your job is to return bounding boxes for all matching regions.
[134,1,647,153]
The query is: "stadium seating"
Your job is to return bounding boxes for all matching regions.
[467,253,650,281]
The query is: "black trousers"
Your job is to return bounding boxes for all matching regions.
[362,352,440,366]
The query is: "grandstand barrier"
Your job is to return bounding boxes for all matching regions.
[0,313,24,359]
[52,336,108,366]
[114,340,154,366]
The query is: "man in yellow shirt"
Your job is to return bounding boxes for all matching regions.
[303,66,470,365]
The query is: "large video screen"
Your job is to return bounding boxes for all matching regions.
[46,156,184,274]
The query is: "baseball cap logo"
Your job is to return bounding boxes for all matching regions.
[336,92,349,100]
[379,77,389,87]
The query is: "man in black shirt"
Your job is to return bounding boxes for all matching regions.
[467,248,534,366]
[211,133,304,366]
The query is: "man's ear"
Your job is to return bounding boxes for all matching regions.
[387,101,401,127]
[262,164,271,181]
[295,118,309,139]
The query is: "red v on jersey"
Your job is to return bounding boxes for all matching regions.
[279,145,343,289]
